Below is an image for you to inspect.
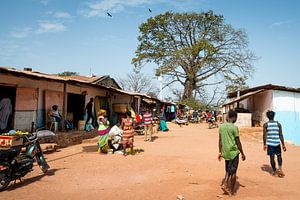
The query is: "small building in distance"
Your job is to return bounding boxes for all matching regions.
[222,84,300,145]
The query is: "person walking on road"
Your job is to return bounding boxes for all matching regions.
[263,110,286,177]
[218,109,246,196]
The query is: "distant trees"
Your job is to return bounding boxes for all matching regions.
[132,11,255,102]
[117,68,158,96]
[57,71,80,76]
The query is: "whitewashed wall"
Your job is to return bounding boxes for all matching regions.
[273,90,300,145]
[0,74,109,129]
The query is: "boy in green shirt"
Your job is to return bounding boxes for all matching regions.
[218,110,246,195]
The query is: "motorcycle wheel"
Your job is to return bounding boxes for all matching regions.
[0,172,10,191]
[36,154,49,173]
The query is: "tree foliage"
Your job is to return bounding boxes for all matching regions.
[57,71,80,76]
[132,11,255,101]
[225,75,249,94]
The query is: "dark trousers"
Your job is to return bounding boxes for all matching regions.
[267,145,282,171]
[86,113,94,126]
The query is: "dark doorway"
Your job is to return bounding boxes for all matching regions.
[0,85,16,130]
[67,93,85,128]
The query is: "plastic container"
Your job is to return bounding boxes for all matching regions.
[78,120,86,131]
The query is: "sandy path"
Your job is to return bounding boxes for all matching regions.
[1,123,299,200]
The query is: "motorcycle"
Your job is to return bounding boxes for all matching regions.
[208,117,219,129]
[0,127,50,191]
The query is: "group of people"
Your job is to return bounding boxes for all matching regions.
[218,110,286,195]
[95,107,169,156]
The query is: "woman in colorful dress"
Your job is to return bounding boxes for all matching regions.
[97,109,110,153]
[159,109,169,132]
[121,111,135,156]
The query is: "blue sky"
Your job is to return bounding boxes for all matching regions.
[1,0,300,91]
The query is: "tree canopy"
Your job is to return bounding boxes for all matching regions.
[132,11,255,101]
[57,71,80,76]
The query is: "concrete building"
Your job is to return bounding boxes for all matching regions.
[0,67,160,131]
[223,84,300,145]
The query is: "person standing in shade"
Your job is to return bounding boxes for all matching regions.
[218,110,246,195]
[0,94,12,133]
[85,98,94,130]
[143,109,153,142]
[263,110,286,177]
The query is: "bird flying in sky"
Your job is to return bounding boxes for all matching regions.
[148,8,152,13]
[107,12,112,17]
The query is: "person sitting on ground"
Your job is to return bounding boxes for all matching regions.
[108,124,123,153]
[218,109,246,196]
[263,110,286,177]
[121,111,135,156]
[175,113,188,127]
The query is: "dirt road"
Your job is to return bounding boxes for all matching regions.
[1,123,300,200]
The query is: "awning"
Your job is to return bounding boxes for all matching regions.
[222,89,265,107]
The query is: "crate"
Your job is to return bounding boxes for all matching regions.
[0,135,23,149]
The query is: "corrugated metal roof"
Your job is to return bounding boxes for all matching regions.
[0,66,160,103]
[0,67,106,84]
[228,84,300,98]
[61,75,104,83]
[223,89,265,107]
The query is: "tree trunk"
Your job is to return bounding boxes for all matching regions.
[182,78,196,101]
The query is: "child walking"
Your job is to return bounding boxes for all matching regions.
[218,110,246,195]
[263,110,286,177]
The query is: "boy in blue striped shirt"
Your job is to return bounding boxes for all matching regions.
[263,110,286,177]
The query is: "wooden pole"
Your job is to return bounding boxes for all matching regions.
[62,82,67,131]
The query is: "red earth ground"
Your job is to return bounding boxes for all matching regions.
[1,123,300,200]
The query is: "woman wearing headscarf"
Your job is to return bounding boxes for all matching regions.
[97,109,110,153]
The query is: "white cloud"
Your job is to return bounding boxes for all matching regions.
[270,20,291,28]
[80,0,150,17]
[37,21,66,33]
[53,11,74,19]
[10,27,32,39]
[39,0,51,5]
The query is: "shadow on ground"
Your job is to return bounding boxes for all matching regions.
[81,145,145,155]
[219,176,245,196]
[82,145,98,153]
[261,164,273,175]
[151,136,159,141]
[6,168,63,191]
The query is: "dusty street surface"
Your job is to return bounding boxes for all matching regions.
[1,123,300,200]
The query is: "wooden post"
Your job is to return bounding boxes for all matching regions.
[62,82,67,131]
